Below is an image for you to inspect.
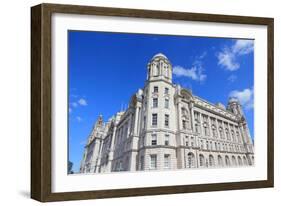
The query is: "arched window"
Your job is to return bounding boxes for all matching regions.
[199,154,205,167]
[187,152,195,168]
[243,156,248,165]
[238,156,243,166]
[209,155,215,167]
[232,156,237,166]
[225,156,230,166]
[218,155,223,167]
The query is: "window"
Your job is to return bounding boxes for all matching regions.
[199,154,205,167]
[153,98,158,108]
[152,113,157,126]
[190,137,194,147]
[164,154,170,169]
[151,134,157,145]
[150,155,157,169]
[243,156,248,165]
[165,98,169,108]
[218,155,223,166]
[140,156,144,170]
[143,116,146,129]
[212,126,216,137]
[225,156,230,166]
[153,86,158,93]
[226,128,230,140]
[165,87,169,94]
[187,152,195,168]
[206,141,209,150]
[238,156,243,166]
[200,140,204,149]
[209,155,215,167]
[185,136,189,146]
[182,119,187,130]
[165,134,169,146]
[204,126,207,136]
[236,131,240,142]
[118,161,123,171]
[195,124,199,133]
[165,114,169,127]
[231,130,235,142]
[219,127,223,139]
[232,156,237,166]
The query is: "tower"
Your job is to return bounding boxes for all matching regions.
[147,53,173,83]
[80,115,105,173]
[227,97,254,165]
[137,53,177,171]
[227,97,244,118]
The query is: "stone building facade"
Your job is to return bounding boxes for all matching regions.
[80,53,254,173]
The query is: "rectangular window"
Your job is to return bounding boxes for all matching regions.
[165,87,169,94]
[191,137,194,147]
[182,120,186,129]
[153,86,158,93]
[164,154,170,169]
[200,140,204,149]
[165,134,169,145]
[153,98,158,108]
[151,134,157,145]
[165,114,169,127]
[140,156,144,170]
[165,99,169,108]
[152,113,157,126]
[150,155,157,169]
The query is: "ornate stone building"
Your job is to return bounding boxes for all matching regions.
[80,53,254,173]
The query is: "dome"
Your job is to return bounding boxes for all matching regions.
[228,97,239,104]
[152,53,168,60]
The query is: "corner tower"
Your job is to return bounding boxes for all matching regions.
[147,53,173,83]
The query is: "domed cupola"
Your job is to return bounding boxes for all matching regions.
[147,53,172,83]
[227,97,244,117]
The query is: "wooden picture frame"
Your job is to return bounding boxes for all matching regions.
[31,3,274,202]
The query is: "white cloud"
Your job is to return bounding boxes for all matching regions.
[173,52,207,82]
[76,116,82,122]
[173,66,206,82]
[78,98,88,106]
[217,39,254,71]
[229,88,254,110]
[218,48,239,71]
[232,39,254,55]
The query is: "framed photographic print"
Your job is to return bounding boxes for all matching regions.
[31,3,274,202]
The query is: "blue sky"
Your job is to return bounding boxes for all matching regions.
[68,30,254,173]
